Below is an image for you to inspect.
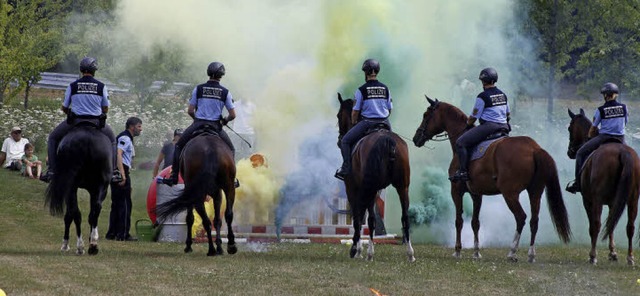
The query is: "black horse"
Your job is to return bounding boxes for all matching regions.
[337,93,415,262]
[45,125,112,255]
[156,133,237,256]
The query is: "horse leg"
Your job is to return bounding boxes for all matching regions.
[451,186,464,258]
[194,203,215,256]
[350,206,363,259]
[625,201,637,266]
[224,186,237,255]
[470,194,482,260]
[73,209,84,255]
[584,199,602,265]
[608,233,618,262]
[396,185,415,262]
[184,206,194,253]
[527,191,542,263]
[87,188,105,256]
[503,193,527,262]
[61,210,73,252]
[211,190,224,255]
[366,204,376,261]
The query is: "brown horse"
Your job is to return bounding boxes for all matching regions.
[567,108,640,265]
[337,93,415,262]
[412,97,571,262]
[156,132,237,256]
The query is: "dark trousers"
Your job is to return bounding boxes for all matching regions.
[106,165,132,239]
[574,134,625,181]
[47,120,116,172]
[169,119,235,177]
[455,121,508,171]
[339,118,390,169]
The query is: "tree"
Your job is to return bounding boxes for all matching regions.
[0,0,67,108]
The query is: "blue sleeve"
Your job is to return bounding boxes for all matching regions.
[117,136,132,152]
[225,92,235,110]
[387,89,393,110]
[353,89,363,111]
[592,110,601,127]
[471,97,484,118]
[63,86,72,108]
[188,87,198,106]
[101,85,110,107]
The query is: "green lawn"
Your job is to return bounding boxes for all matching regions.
[1,168,639,296]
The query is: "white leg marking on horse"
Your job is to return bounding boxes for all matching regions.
[627,255,635,266]
[473,240,482,259]
[407,241,416,262]
[76,236,85,255]
[90,228,99,244]
[61,239,70,252]
[355,240,363,259]
[528,246,536,263]
[507,232,521,261]
[367,241,375,261]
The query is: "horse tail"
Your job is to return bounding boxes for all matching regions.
[535,149,572,243]
[362,133,396,190]
[45,159,82,217]
[602,148,634,240]
[155,150,217,223]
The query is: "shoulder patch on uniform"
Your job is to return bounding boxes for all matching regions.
[119,140,126,145]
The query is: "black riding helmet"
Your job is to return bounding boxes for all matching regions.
[80,57,98,74]
[600,82,619,95]
[207,62,225,78]
[479,67,498,84]
[362,59,380,75]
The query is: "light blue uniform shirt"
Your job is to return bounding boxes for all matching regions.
[189,87,235,121]
[593,109,627,136]
[63,85,110,116]
[117,135,134,167]
[472,97,510,124]
[353,89,393,119]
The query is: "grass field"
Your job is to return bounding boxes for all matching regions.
[1,168,640,296]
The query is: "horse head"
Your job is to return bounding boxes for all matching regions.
[567,108,591,159]
[337,93,355,147]
[412,95,443,147]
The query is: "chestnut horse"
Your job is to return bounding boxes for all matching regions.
[156,132,237,256]
[567,108,640,265]
[413,97,571,262]
[337,93,415,262]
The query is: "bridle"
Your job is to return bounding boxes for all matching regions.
[416,102,450,143]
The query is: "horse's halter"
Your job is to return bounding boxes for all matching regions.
[416,101,449,142]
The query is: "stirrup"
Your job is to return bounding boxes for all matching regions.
[161,175,178,186]
[40,170,54,183]
[565,180,580,194]
[111,170,123,183]
[334,167,349,181]
[449,170,469,182]
[234,178,240,188]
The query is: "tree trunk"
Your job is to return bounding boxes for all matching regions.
[23,83,31,109]
[547,0,559,123]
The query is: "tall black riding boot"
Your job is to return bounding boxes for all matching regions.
[450,146,470,181]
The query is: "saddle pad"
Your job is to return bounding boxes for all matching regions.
[351,130,390,156]
[470,136,507,161]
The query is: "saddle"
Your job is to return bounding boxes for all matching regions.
[352,125,392,156]
[67,113,106,129]
[469,130,509,161]
[191,124,220,138]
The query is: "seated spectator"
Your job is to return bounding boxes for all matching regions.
[152,128,183,177]
[21,143,42,179]
[0,126,30,171]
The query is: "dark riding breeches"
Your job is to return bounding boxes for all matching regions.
[339,118,391,169]
[574,134,625,180]
[169,120,235,177]
[455,121,508,171]
[47,120,116,172]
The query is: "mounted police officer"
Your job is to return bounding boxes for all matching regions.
[40,57,122,183]
[450,67,510,181]
[162,61,237,186]
[566,82,627,194]
[335,58,393,180]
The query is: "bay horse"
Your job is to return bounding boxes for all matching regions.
[45,125,112,255]
[336,93,415,262]
[412,97,571,262]
[567,108,640,265]
[156,132,237,256]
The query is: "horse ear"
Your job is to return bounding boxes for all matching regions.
[337,93,343,103]
[579,108,585,116]
[425,95,436,106]
[568,109,575,119]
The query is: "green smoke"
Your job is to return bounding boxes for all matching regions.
[408,166,451,226]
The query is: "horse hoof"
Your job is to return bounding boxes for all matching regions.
[87,245,98,255]
[608,253,618,262]
[207,251,216,256]
[61,245,70,252]
[473,252,482,260]
[507,256,518,262]
[627,256,635,266]
[184,247,193,253]
[452,252,461,259]
[408,256,416,263]
[528,256,536,263]
[227,244,238,255]
[350,248,357,258]
[589,258,597,265]
[367,255,374,261]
